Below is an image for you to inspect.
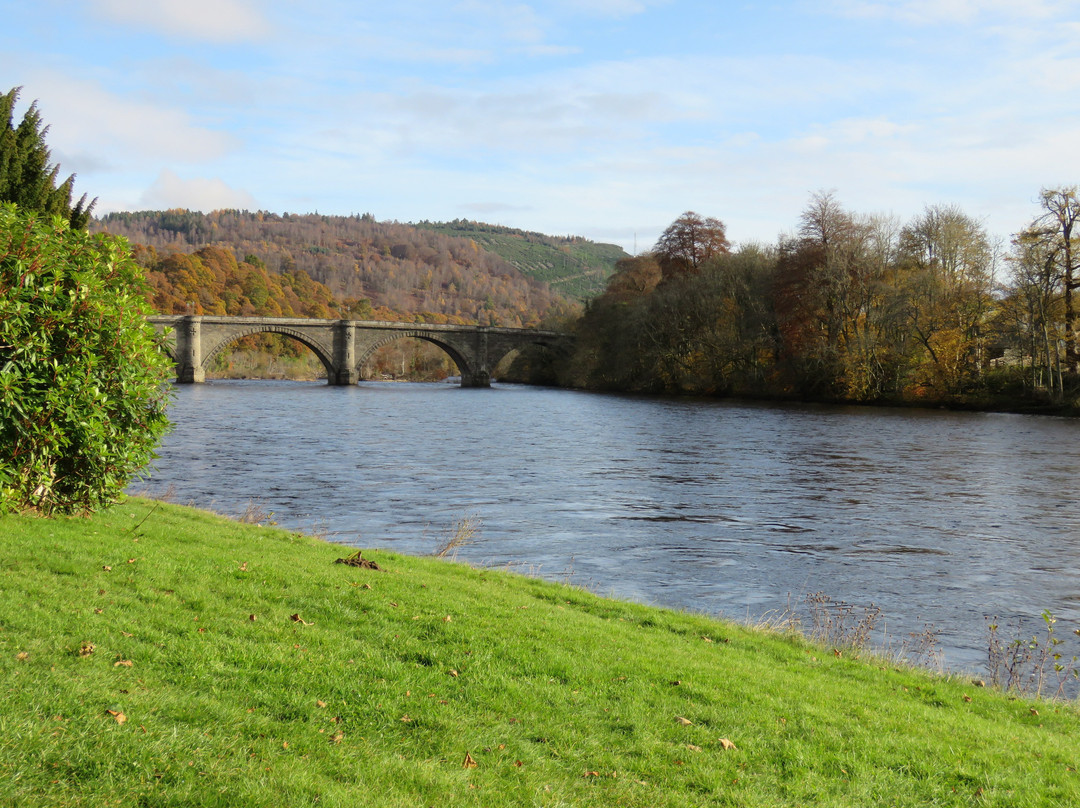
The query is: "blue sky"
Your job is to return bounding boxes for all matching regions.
[3,0,1078,252]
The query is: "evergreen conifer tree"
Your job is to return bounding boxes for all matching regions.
[0,87,95,229]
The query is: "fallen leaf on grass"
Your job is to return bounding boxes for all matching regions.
[687,744,702,752]
[249,614,257,622]
[962,695,972,703]
[675,716,693,726]
[329,731,344,744]
[290,614,314,626]
[239,562,248,571]
[462,752,478,769]
[105,709,126,725]
[1030,708,1039,716]
[584,771,600,777]
[16,652,28,661]
[442,615,452,622]
[114,660,133,668]
[400,715,412,723]
[102,566,112,572]
[78,643,95,657]
[316,700,327,708]
[718,738,737,750]
[448,670,459,677]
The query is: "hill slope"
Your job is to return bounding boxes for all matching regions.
[2,500,1078,807]
[415,220,626,300]
[93,210,582,328]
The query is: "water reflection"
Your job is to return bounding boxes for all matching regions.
[135,380,1080,674]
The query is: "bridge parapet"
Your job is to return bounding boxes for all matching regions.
[148,315,568,388]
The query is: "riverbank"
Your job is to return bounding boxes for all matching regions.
[2,499,1077,807]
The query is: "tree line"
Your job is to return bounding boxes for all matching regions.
[529,192,1080,410]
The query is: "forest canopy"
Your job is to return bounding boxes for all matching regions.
[539,190,1080,411]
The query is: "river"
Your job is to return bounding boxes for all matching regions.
[132,379,1080,677]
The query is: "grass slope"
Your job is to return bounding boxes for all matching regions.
[417,222,626,301]
[2,500,1078,807]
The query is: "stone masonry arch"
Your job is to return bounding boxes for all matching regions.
[353,330,474,384]
[148,315,571,387]
[200,325,336,380]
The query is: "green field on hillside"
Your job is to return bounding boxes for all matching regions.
[417,221,626,301]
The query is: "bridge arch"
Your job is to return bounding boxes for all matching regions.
[200,325,336,379]
[149,315,569,387]
[354,331,473,382]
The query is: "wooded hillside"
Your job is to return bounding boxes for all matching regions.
[92,210,588,327]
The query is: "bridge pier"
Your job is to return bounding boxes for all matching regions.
[460,328,491,387]
[461,369,491,388]
[329,321,359,385]
[175,316,205,384]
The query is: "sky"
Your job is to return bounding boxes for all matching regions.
[3,0,1079,253]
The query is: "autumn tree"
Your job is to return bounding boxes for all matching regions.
[654,211,730,279]
[773,192,865,396]
[0,87,94,228]
[647,245,778,393]
[602,254,662,302]
[897,205,995,396]
[1030,187,1080,374]
[1001,226,1065,396]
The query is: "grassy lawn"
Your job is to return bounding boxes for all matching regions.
[2,499,1077,807]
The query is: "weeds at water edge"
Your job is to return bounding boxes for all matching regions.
[755,593,943,671]
[433,514,479,560]
[235,499,276,526]
[986,610,1080,699]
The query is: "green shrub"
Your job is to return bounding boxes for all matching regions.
[0,203,171,514]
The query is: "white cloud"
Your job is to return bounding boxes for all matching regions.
[89,0,272,42]
[139,169,257,211]
[552,0,667,17]
[452,1,546,44]
[20,73,237,172]
[828,0,1076,23]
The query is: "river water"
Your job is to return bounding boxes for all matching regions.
[133,379,1080,675]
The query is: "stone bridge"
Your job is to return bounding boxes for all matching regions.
[148,315,568,387]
